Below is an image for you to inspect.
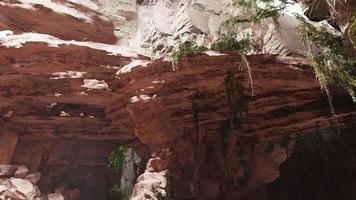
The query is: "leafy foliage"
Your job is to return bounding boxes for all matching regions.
[211,32,252,54]
[108,185,129,200]
[108,146,127,172]
[349,19,356,48]
[212,32,254,96]
[169,44,207,69]
[296,16,343,51]
[154,189,167,200]
[225,0,292,26]
[296,15,356,103]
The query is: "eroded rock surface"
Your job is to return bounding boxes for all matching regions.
[0,165,42,200]
[0,1,355,200]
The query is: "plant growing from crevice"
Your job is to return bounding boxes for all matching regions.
[350,18,356,47]
[154,189,167,200]
[108,146,127,172]
[169,44,208,71]
[211,32,252,54]
[296,16,356,102]
[224,0,293,27]
[296,15,356,134]
[108,185,129,200]
[212,32,255,96]
[215,1,296,96]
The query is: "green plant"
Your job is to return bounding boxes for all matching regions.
[225,0,292,27]
[154,189,167,200]
[108,146,127,172]
[296,15,356,134]
[108,185,129,200]
[212,33,254,96]
[350,19,356,47]
[296,15,356,103]
[169,44,207,70]
[211,33,252,54]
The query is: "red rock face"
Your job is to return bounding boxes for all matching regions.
[120,54,355,199]
[0,1,355,200]
[0,3,117,44]
[1,40,354,199]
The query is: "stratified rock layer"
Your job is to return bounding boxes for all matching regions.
[0,38,354,199]
[0,1,355,200]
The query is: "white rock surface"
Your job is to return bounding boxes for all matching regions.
[0,165,19,177]
[0,165,42,200]
[81,79,110,90]
[14,166,29,178]
[97,0,307,56]
[25,173,42,185]
[48,193,65,200]
[0,0,315,57]
[10,178,34,195]
[131,156,168,200]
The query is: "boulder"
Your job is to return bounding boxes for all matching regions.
[48,193,65,200]
[14,166,30,178]
[10,178,35,195]
[0,165,42,200]
[0,165,22,178]
[25,172,42,185]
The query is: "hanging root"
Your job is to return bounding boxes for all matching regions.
[239,54,254,97]
[323,85,342,135]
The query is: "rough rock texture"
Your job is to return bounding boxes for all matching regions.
[0,0,308,56]
[297,0,356,55]
[1,37,354,199]
[121,53,355,199]
[0,1,355,200]
[98,0,307,55]
[131,152,169,200]
[0,165,42,200]
[120,148,141,193]
[0,1,117,44]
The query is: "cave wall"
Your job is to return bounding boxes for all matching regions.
[0,1,355,199]
[267,118,356,200]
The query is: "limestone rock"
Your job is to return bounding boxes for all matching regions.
[0,165,19,178]
[9,178,36,199]
[25,172,42,185]
[131,155,168,200]
[0,180,10,193]
[0,165,42,200]
[48,193,64,200]
[14,166,29,178]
